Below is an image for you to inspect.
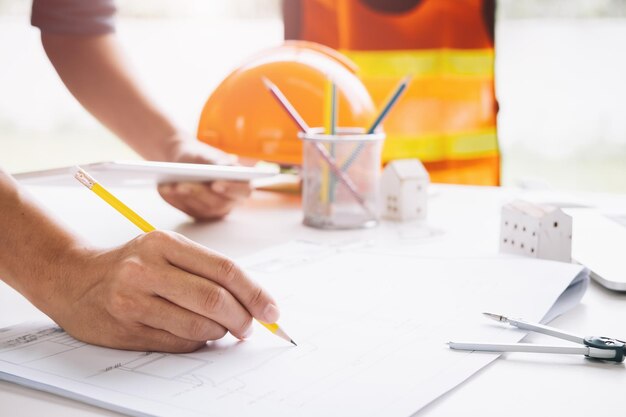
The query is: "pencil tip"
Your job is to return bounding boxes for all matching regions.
[261,77,273,89]
[290,340,297,347]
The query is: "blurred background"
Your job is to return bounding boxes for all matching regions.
[1,0,625,192]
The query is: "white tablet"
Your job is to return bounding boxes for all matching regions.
[13,160,279,187]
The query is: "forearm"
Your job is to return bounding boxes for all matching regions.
[0,170,87,313]
[41,33,182,161]
[39,33,250,223]
[0,171,277,352]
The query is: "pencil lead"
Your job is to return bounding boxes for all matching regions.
[261,76,274,89]
[290,339,297,347]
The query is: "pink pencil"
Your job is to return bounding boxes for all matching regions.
[262,78,374,217]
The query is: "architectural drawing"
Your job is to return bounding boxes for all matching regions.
[0,243,588,417]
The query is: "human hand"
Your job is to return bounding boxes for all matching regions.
[158,138,252,221]
[47,231,279,352]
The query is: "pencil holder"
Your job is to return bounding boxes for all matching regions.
[300,127,384,229]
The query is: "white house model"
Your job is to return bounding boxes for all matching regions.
[499,200,572,262]
[381,159,429,221]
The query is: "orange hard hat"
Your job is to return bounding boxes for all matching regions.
[197,41,376,165]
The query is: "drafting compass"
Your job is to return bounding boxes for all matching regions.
[449,312,625,363]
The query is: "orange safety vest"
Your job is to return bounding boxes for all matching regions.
[284,0,500,185]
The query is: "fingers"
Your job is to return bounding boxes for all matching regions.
[180,144,238,166]
[184,197,235,221]
[163,181,251,203]
[158,182,246,221]
[158,185,196,216]
[151,265,254,340]
[155,232,280,324]
[122,326,207,353]
[179,182,241,212]
[139,295,231,342]
[210,181,252,202]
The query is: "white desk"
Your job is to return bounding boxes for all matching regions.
[1,184,625,417]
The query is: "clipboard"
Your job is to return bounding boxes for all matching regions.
[12,160,279,187]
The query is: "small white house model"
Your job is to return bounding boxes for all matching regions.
[499,200,572,262]
[381,159,430,221]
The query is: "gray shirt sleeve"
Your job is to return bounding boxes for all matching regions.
[31,0,117,35]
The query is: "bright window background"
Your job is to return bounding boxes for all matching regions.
[0,0,625,192]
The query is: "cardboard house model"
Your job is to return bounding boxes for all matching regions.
[500,200,573,263]
[381,159,430,221]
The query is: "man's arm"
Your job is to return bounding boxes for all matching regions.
[41,33,181,162]
[41,33,251,220]
[0,169,280,352]
[0,169,85,310]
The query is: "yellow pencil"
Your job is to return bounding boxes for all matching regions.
[320,78,333,204]
[74,166,296,346]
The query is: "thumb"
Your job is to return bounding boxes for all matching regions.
[186,145,238,166]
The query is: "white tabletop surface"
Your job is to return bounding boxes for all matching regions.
[1,183,625,417]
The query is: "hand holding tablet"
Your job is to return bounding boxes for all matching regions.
[14,160,280,221]
[13,160,279,187]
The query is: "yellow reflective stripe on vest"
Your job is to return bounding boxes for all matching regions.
[342,48,494,78]
[381,129,498,162]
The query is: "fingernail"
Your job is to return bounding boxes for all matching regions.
[211,182,226,194]
[263,304,280,323]
[242,325,254,339]
[176,183,192,195]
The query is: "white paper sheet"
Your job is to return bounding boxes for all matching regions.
[0,241,588,417]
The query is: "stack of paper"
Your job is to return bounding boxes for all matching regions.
[0,241,587,417]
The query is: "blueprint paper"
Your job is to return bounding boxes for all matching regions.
[0,242,588,417]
